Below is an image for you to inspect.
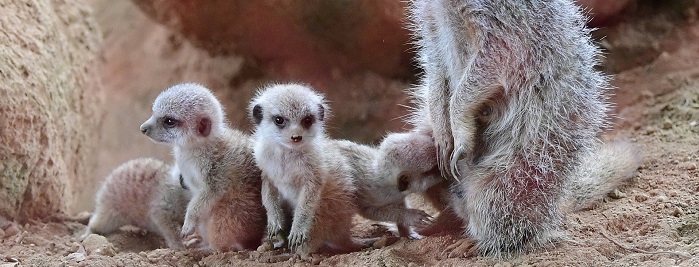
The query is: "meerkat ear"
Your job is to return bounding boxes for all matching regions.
[252,104,263,125]
[197,117,212,137]
[317,104,325,121]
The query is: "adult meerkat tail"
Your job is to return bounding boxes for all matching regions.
[565,139,642,211]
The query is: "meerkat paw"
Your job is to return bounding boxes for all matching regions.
[432,128,455,179]
[402,208,434,230]
[287,228,308,251]
[449,143,465,178]
[182,237,202,249]
[180,219,197,238]
[443,238,477,258]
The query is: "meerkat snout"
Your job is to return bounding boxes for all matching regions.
[140,123,150,135]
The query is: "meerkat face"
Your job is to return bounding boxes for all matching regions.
[249,84,328,150]
[376,132,443,194]
[140,83,225,147]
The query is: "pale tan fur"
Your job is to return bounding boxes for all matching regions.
[249,83,368,258]
[140,83,265,252]
[329,134,444,237]
[85,158,190,249]
[406,0,639,257]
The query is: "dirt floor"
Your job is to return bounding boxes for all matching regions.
[1,1,698,267]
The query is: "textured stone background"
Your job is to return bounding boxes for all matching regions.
[0,0,102,221]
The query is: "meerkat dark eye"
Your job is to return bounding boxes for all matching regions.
[163,117,178,128]
[477,102,494,123]
[273,116,285,127]
[398,175,409,192]
[301,115,315,129]
[480,105,492,117]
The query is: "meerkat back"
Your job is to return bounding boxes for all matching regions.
[86,158,190,249]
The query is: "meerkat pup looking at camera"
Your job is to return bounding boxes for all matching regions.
[84,158,190,249]
[140,83,265,252]
[250,83,375,258]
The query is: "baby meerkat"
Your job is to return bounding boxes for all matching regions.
[140,83,265,252]
[84,158,191,249]
[249,83,371,258]
[329,138,439,238]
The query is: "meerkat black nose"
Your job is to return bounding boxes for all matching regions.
[291,135,302,143]
[140,125,149,135]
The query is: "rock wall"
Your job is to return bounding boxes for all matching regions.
[131,0,414,83]
[0,0,102,221]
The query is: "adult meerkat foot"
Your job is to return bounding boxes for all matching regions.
[444,238,478,259]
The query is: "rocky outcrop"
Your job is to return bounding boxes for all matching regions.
[0,0,103,221]
[131,0,414,84]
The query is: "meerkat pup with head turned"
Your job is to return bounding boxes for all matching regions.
[370,132,460,237]
[250,83,374,258]
[140,83,265,252]
[407,0,641,257]
[84,158,191,249]
[329,137,441,238]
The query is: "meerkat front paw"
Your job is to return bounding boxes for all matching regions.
[180,217,197,238]
[432,127,455,179]
[443,238,478,258]
[402,208,434,230]
[287,227,309,252]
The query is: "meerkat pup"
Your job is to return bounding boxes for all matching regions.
[140,83,265,252]
[329,137,440,238]
[250,83,374,258]
[84,158,191,249]
[408,0,640,257]
[370,132,461,237]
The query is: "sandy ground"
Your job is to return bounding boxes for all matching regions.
[1,1,698,266]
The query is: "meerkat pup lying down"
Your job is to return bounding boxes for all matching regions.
[84,158,191,249]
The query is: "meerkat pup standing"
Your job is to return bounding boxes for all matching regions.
[408,0,640,257]
[250,83,374,258]
[140,83,265,252]
[84,158,191,249]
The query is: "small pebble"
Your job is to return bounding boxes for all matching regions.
[656,195,668,203]
[681,162,697,170]
[5,255,19,262]
[70,242,81,253]
[14,231,28,244]
[372,236,388,249]
[635,194,648,202]
[672,207,684,217]
[4,224,20,238]
[256,241,274,252]
[82,234,116,256]
[608,189,627,199]
[662,120,673,129]
[310,254,322,265]
[66,252,86,262]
